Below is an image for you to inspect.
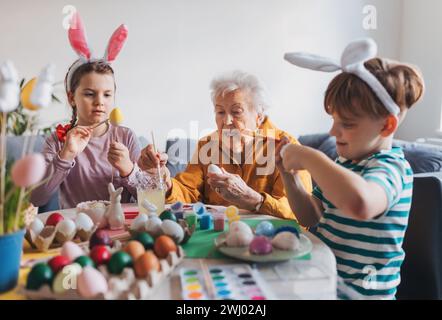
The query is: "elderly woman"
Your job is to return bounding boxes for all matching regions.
[138,71,312,219]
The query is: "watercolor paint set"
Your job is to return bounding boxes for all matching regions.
[179,264,274,300]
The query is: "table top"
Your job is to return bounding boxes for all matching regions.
[0,204,337,300]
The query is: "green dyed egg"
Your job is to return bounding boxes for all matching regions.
[107,251,133,275]
[74,256,95,268]
[26,263,53,291]
[132,232,155,250]
[159,210,177,222]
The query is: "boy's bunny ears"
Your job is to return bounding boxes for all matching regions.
[284,38,400,116]
[66,12,128,91]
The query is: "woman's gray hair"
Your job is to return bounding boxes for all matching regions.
[210,70,270,115]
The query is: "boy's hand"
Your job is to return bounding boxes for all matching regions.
[108,141,134,177]
[281,143,307,172]
[275,136,290,173]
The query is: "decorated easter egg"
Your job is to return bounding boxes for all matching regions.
[52,263,82,294]
[29,218,44,236]
[123,241,145,261]
[48,255,71,274]
[134,251,160,278]
[271,232,300,251]
[225,205,239,219]
[77,266,108,298]
[145,216,163,237]
[75,212,94,232]
[154,235,177,259]
[20,78,39,111]
[89,245,111,266]
[132,232,155,250]
[225,229,254,247]
[255,221,275,238]
[26,263,53,290]
[229,221,253,235]
[11,153,46,188]
[274,226,300,238]
[130,213,148,231]
[46,212,64,227]
[61,241,84,261]
[74,255,95,268]
[89,229,112,249]
[109,107,123,126]
[208,164,223,174]
[161,220,184,244]
[56,219,76,236]
[249,236,273,255]
[107,251,133,275]
[159,209,177,222]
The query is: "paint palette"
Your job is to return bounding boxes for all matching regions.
[180,264,274,300]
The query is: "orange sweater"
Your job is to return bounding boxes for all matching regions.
[166,117,312,220]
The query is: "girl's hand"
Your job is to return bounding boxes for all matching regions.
[281,143,307,172]
[138,144,172,191]
[59,126,92,161]
[108,141,134,177]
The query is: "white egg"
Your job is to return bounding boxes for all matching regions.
[226,230,254,247]
[29,218,44,236]
[208,164,223,174]
[61,241,84,261]
[161,220,184,243]
[56,219,76,236]
[271,231,300,251]
[145,216,163,237]
[75,212,94,232]
[229,221,253,235]
[77,266,108,298]
[52,263,82,294]
[131,213,149,231]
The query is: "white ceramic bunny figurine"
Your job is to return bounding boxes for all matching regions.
[106,183,125,230]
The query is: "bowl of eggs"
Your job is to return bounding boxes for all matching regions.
[76,201,110,229]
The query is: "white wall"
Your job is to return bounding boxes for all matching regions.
[396,0,442,141]
[0,0,403,148]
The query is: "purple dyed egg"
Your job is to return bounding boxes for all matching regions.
[249,236,273,255]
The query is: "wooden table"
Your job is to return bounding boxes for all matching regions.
[0,205,337,300]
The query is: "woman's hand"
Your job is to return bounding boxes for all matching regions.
[108,141,134,177]
[207,168,263,211]
[138,144,172,191]
[59,126,92,162]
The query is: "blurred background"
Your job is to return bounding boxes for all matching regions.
[0,0,439,148]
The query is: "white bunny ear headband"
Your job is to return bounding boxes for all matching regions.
[284,38,400,116]
[66,12,128,92]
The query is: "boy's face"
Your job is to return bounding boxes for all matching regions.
[329,111,388,161]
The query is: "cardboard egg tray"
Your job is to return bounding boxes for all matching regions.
[20,246,185,300]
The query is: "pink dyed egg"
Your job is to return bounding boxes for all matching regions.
[77,266,108,298]
[249,236,273,255]
[11,153,46,187]
[61,241,84,261]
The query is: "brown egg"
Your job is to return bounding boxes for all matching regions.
[154,235,177,259]
[123,240,145,261]
[134,251,160,278]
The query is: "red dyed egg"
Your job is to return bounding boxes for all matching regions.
[48,255,71,274]
[89,229,113,249]
[90,245,111,265]
[46,212,64,227]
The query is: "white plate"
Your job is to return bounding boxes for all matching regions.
[214,232,312,263]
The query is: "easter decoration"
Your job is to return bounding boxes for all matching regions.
[214,220,313,263]
[0,61,57,292]
[22,233,185,299]
[105,183,125,230]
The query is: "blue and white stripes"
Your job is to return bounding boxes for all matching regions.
[313,147,413,299]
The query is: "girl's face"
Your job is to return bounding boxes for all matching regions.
[329,111,387,162]
[69,72,115,126]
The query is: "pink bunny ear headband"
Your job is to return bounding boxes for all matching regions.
[284,38,400,116]
[66,12,128,92]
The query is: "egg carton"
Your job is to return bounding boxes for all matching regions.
[25,224,98,252]
[20,246,185,300]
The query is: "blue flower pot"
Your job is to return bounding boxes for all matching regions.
[0,229,25,293]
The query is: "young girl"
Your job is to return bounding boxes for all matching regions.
[278,38,424,299]
[31,13,140,209]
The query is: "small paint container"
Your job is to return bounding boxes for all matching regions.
[184,211,198,229]
[213,213,225,232]
[200,214,213,230]
[174,211,184,220]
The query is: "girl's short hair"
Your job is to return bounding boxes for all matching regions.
[324,58,425,119]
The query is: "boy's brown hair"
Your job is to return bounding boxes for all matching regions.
[324,58,425,119]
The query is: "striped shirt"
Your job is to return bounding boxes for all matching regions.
[313,147,413,299]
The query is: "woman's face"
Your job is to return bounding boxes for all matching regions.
[68,72,115,126]
[215,89,260,134]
